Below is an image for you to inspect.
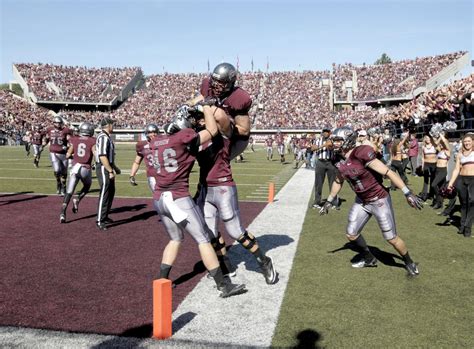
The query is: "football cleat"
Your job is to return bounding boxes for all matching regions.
[96,222,108,231]
[59,213,66,224]
[72,199,79,214]
[218,279,247,298]
[405,262,419,277]
[260,256,278,285]
[351,257,378,268]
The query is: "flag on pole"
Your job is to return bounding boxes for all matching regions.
[266,56,269,72]
[251,58,254,72]
[207,59,210,72]
[236,55,240,71]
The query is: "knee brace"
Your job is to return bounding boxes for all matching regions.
[237,231,257,251]
[210,231,226,252]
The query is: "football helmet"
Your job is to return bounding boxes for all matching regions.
[210,63,237,97]
[53,116,64,128]
[331,126,357,152]
[164,105,197,135]
[145,123,159,140]
[79,122,95,137]
[439,185,457,200]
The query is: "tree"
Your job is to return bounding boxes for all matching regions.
[374,53,392,65]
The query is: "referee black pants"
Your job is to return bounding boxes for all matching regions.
[314,159,336,205]
[96,164,115,224]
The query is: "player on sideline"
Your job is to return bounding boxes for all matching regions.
[31,125,45,168]
[320,127,423,277]
[152,104,246,298]
[60,122,96,223]
[265,135,274,161]
[129,123,159,192]
[43,116,72,195]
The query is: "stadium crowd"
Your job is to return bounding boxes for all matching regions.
[15,63,141,103]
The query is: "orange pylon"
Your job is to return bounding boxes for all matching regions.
[153,278,172,339]
[268,182,275,203]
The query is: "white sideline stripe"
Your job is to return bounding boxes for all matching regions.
[171,167,314,347]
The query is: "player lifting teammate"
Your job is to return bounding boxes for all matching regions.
[152,104,247,298]
[320,127,423,277]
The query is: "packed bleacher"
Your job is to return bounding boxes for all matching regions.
[333,51,466,101]
[2,52,472,140]
[15,63,141,103]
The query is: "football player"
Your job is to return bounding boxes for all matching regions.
[60,122,96,223]
[43,116,72,195]
[194,115,278,285]
[265,135,274,161]
[276,131,286,163]
[187,63,252,159]
[320,127,423,277]
[31,125,45,168]
[129,123,160,192]
[294,135,308,169]
[152,104,246,298]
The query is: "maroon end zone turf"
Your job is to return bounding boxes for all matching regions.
[0,193,265,336]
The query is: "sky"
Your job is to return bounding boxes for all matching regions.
[0,0,472,82]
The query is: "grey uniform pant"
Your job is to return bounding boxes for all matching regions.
[314,159,336,205]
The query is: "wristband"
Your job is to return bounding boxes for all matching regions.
[401,186,411,196]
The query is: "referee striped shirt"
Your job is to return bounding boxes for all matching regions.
[95,131,115,164]
[315,136,333,160]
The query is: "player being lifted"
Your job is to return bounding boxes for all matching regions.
[60,122,96,223]
[129,123,160,193]
[43,116,72,195]
[152,104,247,298]
[320,127,423,277]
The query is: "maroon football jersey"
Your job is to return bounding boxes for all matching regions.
[151,128,199,200]
[46,126,71,154]
[31,131,44,145]
[265,138,274,147]
[136,140,158,179]
[200,77,252,118]
[70,135,96,168]
[205,135,235,187]
[334,145,388,203]
[276,134,284,146]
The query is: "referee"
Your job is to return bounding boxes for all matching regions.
[311,128,338,209]
[96,117,120,230]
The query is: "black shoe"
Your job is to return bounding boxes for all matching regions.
[96,222,108,231]
[312,204,322,209]
[72,199,79,214]
[351,257,377,268]
[457,226,465,235]
[59,213,66,224]
[260,256,278,285]
[405,262,419,277]
[218,278,247,298]
[103,217,114,224]
[432,203,442,210]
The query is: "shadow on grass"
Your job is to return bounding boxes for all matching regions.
[293,329,323,349]
[329,242,405,269]
[0,191,33,198]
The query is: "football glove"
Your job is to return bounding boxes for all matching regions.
[319,201,334,215]
[405,191,423,210]
[129,176,137,186]
[113,165,121,175]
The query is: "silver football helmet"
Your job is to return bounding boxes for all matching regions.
[53,116,63,125]
[79,122,95,137]
[145,123,159,139]
[331,126,357,152]
[211,62,237,97]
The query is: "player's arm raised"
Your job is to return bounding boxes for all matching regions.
[367,158,423,210]
[198,105,219,144]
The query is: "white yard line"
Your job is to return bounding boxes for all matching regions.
[170,168,314,347]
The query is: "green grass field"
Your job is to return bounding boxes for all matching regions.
[0,144,295,201]
[1,144,473,348]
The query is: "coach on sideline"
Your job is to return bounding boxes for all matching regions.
[96,117,120,231]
